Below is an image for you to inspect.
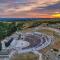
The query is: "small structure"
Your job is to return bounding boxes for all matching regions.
[0,49,12,60]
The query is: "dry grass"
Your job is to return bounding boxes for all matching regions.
[37,29,60,50]
[11,52,39,60]
[36,29,54,36]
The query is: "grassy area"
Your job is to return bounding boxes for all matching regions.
[11,52,39,60]
[0,22,17,40]
[0,22,24,40]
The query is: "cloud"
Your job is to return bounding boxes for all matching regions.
[0,0,60,17]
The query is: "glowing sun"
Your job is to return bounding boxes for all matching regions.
[52,13,60,18]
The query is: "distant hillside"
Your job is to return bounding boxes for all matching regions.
[0,18,60,22]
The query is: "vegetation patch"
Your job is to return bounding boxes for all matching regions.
[11,52,39,60]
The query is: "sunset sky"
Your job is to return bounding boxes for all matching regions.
[0,0,60,18]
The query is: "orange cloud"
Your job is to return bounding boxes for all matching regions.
[15,12,53,18]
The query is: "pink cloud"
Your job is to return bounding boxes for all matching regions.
[0,0,60,18]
